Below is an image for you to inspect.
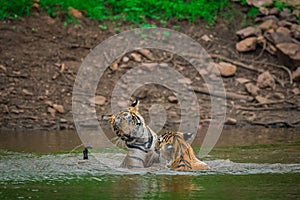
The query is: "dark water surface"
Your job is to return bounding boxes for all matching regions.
[0,128,299,199]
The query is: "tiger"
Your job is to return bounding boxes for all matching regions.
[155,131,210,171]
[108,99,160,168]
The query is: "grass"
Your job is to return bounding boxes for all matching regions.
[0,0,228,25]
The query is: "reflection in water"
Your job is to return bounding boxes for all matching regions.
[0,128,299,153]
[109,175,203,199]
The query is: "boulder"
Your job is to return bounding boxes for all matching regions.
[216,62,237,77]
[236,37,257,52]
[236,26,262,39]
[276,43,300,70]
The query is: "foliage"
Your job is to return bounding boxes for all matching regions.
[0,0,228,24]
[0,0,33,20]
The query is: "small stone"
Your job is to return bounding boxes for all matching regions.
[131,53,142,62]
[45,101,53,107]
[258,19,277,31]
[256,71,275,89]
[178,78,193,84]
[53,104,64,113]
[168,96,178,103]
[291,24,300,39]
[201,34,212,42]
[292,67,300,81]
[236,37,257,52]
[225,117,237,125]
[273,92,285,99]
[216,62,237,77]
[255,95,271,104]
[276,27,291,36]
[236,77,251,84]
[138,49,154,60]
[0,64,7,73]
[48,107,56,117]
[291,87,300,95]
[236,26,262,39]
[68,7,82,18]
[122,56,129,62]
[60,118,68,123]
[245,83,260,96]
[22,89,33,96]
[110,62,118,71]
[276,43,300,70]
[89,95,106,105]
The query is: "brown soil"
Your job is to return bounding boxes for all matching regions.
[0,3,299,131]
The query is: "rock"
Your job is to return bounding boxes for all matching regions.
[138,49,154,60]
[60,118,68,123]
[276,27,291,36]
[22,89,33,96]
[68,7,82,18]
[48,107,56,117]
[276,43,300,70]
[122,56,129,62]
[279,9,297,22]
[291,87,300,95]
[266,43,277,55]
[255,95,271,104]
[178,78,193,84]
[53,104,64,113]
[246,0,273,7]
[216,62,237,77]
[273,92,285,99]
[45,101,53,107]
[269,8,279,15]
[277,0,300,7]
[236,26,262,39]
[0,64,7,73]
[277,20,293,28]
[245,83,260,96]
[236,77,251,84]
[168,96,178,103]
[256,71,275,89]
[291,24,300,39]
[292,67,300,81]
[225,117,237,125]
[265,32,294,45]
[201,34,212,42]
[130,53,142,62]
[110,62,118,71]
[258,19,277,31]
[236,37,257,52]
[89,95,106,105]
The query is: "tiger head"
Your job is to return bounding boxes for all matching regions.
[155,131,210,171]
[109,100,145,142]
[155,131,189,160]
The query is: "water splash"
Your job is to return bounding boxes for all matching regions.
[0,151,299,184]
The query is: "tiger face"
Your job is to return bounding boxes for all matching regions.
[108,100,159,168]
[109,100,144,142]
[155,131,210,171]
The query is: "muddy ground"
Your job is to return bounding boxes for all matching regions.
[0,3,299,131]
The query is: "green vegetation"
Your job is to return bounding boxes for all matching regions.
[0,0,228,24]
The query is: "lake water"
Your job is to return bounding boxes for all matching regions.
[0,128,299,199]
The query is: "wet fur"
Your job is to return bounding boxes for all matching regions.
[155,131,210,171]
[109,100,159,168]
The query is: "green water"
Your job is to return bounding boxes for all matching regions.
[1,174,299,200]
[0,129,300,199]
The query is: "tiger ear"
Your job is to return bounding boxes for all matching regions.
[129,99,139,113]
[102,115,115,124]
